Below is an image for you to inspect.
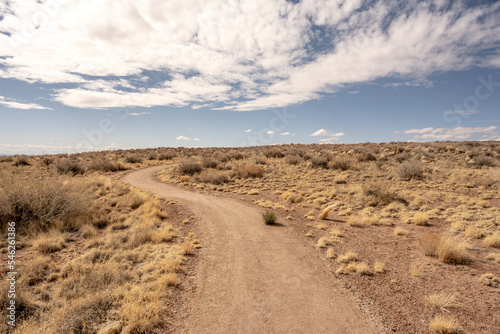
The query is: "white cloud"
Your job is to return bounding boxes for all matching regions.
[266,130,275,135]
[0,1,499,111]
[403,126,499,141]
[175,135,191,141]
[310,129,345,137]
[245,129,252,133]
[193,138,200,141]
[311,128,345,142]
[0,96,51,110]
[128,112,151,116]
[280,132,290,136]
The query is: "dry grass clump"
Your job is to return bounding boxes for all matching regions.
[316,236,331,248]
[486,252,500,263]
[347,262,373,275]
[361,182,403,207]
[177,161,203,175]
[281,191,304,203]
[479,273,499,287]
[0,173,89,231]
[483,232,500,248]
[202,157,220,168]
[233,165,264,178]
[336,265,349,275]
[33,230,66,254]
[419,233,469,264]
[424,293,463,312]
[465,226,485,239]
[411,264,425,278]
[347,216,364,227]
[396,161,424,180]
[429,315,461,334]
[394,226,410,236]
[318,205,334,220]
[326,247,335,259]
[413,212,429,226]
[373,261,385,273]
[337,251,358,263]
[419,233,442,257]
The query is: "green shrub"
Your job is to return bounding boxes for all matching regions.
[263,210,277,225]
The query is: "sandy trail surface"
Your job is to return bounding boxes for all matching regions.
[123,166,381,334]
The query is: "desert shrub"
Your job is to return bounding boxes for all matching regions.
[394,152,411,163]
[41,156,53,166]
[227,150,244,160]
[202,157,220,169]
[310,156,329,168]
[396,161,424,180]
[88,158,127,172]
[361,182,404,207]
[177,161,203,176]
[263,210,277,225]
[0,174,88,231]
[356,152,377,162]
[55,158,85,175]
[147,153,158,160]
[472,155,496,168]
[13,155,31,166]
[233,165,264,178]
[0,156,13,163]
[328,156,352,170]
[254,156,267,165]
[158,152,176,160]
[197,170,231,185]
[125,154,143,164]
[286,155,301,165]
[264,148,285,158]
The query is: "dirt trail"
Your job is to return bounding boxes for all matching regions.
[123,166,382,334]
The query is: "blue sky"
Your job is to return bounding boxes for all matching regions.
[0,0,499,154]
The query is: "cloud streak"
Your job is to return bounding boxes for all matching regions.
[403,126,499,141]
[0,96,51,110]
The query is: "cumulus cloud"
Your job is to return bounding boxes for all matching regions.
[244,129,252,133]
[280,132,290,136]
[267,130,275,135]
[175,135,191,141]
[403,126,499,141]
[0,96,51,110]
[0,1,499,111]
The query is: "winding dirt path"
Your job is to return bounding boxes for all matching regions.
[123,166,382,334]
